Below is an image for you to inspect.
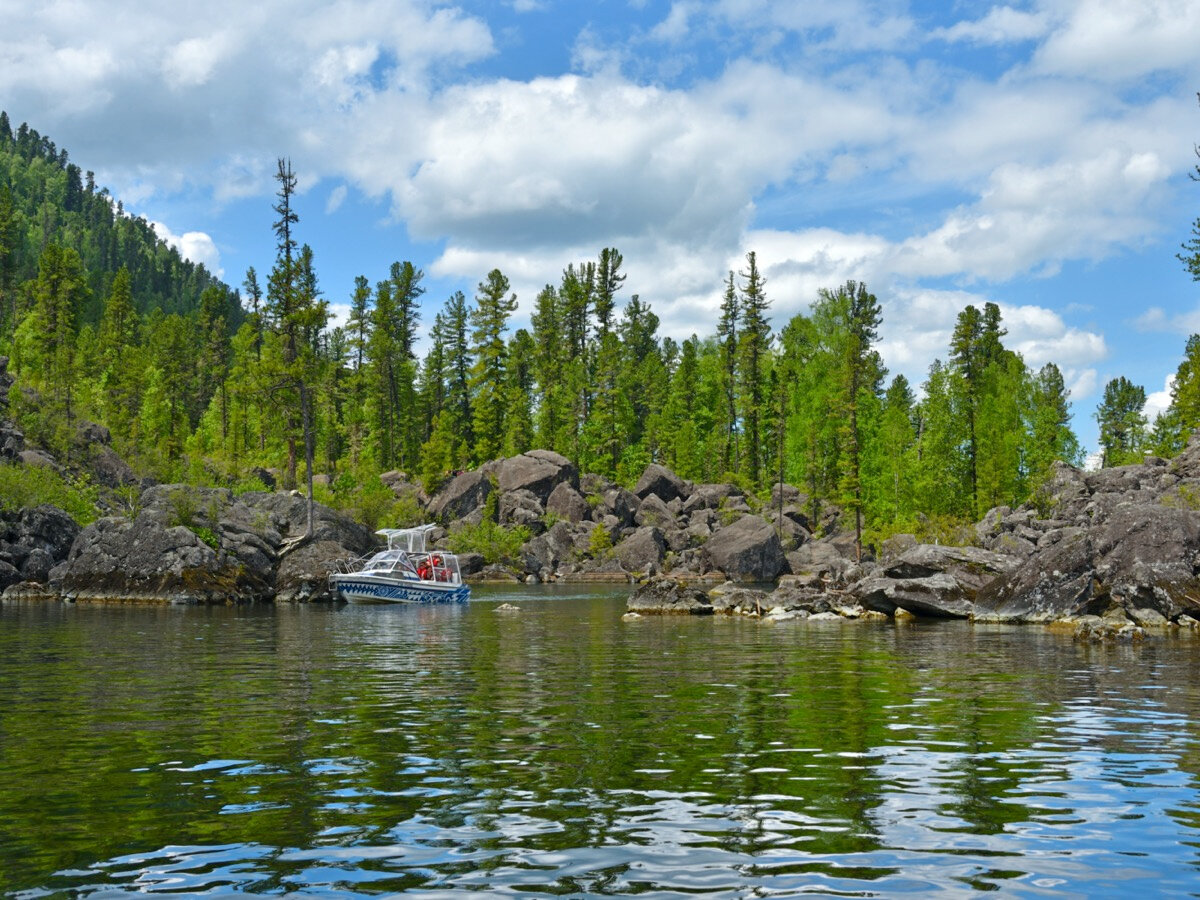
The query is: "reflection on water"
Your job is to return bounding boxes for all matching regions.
[3,587,1200,896]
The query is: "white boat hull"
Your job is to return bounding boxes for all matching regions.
[331,573,470,604]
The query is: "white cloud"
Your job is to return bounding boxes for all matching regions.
[150,221,223,278]
[1145,373,1175,421]
[1032,0,1200,82]
[326,184,348,215]
[934,6,1049,44]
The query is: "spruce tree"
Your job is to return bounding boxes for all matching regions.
[1096,376,1147,467]
[470,269,517,461]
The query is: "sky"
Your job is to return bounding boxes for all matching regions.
[2,0,1199,454]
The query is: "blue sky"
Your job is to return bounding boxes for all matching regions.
[2,0,1199,454]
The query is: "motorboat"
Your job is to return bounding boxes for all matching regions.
[329,525,470,604]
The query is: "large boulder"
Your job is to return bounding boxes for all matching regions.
[682,483,742,514]
[702,515,787,582]
[429,470,494,522]
[627,577,713,615]
[883,544,1017,593]
[633,463,688,504]
[494,451,578,503]
[634,493,675,528]
[275,540,355,603]
[52,514,247,603]
[498,488,545,533]
[522,520,581,574]
[973,529,1097,623]
[613,526,666,574]
[545,482,590,523]
[853,573,974,618]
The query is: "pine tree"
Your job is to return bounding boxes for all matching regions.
[716,271,740,476]
[1027,362,1081,478]
[1096,376,1147,467]
[531,284,569,454]
[470,269,517,461]
[812,280,883,555]
[96,266,141,440]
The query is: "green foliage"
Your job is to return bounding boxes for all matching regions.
[1160,483,1200,511]
[864,514,978,550]
[190,525,219,549]
[1095,376,1147,467]
[446,519,529,564]
[587,522,613,559]
[0,462,98,524]
[165,488,198,529]
[328,476,423,532]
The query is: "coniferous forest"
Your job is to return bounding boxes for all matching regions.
[2,111,1200,539]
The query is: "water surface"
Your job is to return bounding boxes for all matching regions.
[3,586,1200,896]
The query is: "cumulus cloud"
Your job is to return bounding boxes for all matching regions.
[1145,373,1175,421]
[2,0,1197,424]
[150,221,223,278]
[1031,0,1200,81]
[933,6,1049,44]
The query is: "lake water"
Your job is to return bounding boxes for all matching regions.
[3,586,1200,897]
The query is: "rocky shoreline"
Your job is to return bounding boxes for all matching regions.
[5,382,1200,629]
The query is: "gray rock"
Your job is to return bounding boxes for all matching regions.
[682,483,742,514]
[633,463,688,503]
[702,515,787,582]
[635,492,674,528]
[19,547,54,583]
[429,470,494,522]
[614,526,666,573]
[883,544,1017,593]
[494,451,578,503]
[973,530,1097,623]
[595,487,639,527]
[522,521,580,574]
[627,577,713,615]
[545,482,590,523]
[53,514,246,603]
[0,559,21,591]
[457,552,485,577]
[499,488,546,533]
[852,572,973,618]
[275,540,355,602]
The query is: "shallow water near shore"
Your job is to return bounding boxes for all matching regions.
[3,585,1200,896]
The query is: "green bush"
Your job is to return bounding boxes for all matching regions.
[587,523,613,559]
[190,525,220,549]
[0,462,99,525]
[446,519,529,564]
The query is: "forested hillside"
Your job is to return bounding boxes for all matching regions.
[2,113,1198,542]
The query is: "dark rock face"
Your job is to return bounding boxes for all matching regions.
[849,543,1019,619]
[973,530,1097,623]
[52,514,241,603]
[0,504,81,591]
[703,515,787,582]
[634,493,673,528]
[499,489,545,533]
[274,540,354,603]
[633,463,687,503]
[495,451,578,503]
[523,521,581,575]
[627,577,712,614]
[854,573,973,618]
[613,526,666,573]
[33,485,375,604]
[546,482,590,523]
[429,470,494,522]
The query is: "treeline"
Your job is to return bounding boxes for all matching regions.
[0,111,241,328]
[4,120,1200,542]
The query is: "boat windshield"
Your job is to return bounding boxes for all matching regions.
[361,549,418,575]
